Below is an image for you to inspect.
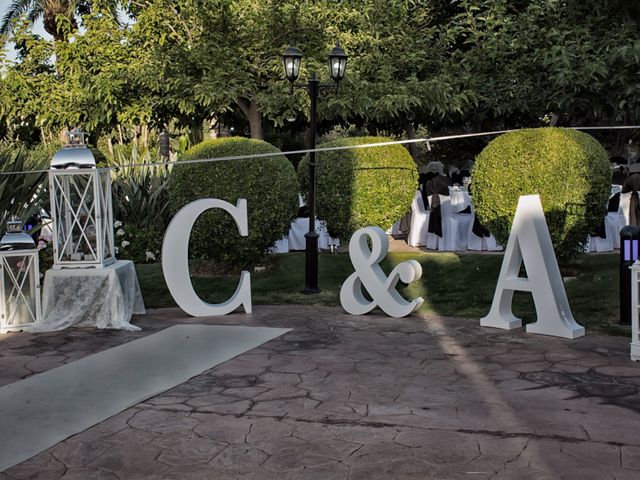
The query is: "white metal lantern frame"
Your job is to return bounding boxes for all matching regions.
[0,247,41,333]
[630,260,640,361]
[49,168,115,268]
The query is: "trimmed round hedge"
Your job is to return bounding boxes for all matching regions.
[472,127,610,261]
[168,137,298,267]
[298,137,417,238]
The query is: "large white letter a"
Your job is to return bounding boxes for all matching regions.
[481,195,584,339]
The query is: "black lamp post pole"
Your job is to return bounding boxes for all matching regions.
[303,73,320,294]
[283,41,346,295]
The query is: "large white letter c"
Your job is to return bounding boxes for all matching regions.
[161,198,252,316]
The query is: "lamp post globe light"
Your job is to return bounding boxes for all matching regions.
[49,128,116,269]
[328,42,348,84]
[282,41,347,295]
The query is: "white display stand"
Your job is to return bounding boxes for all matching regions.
[0,247,41,334]
[33,260,144,332]
[48,135,116,269]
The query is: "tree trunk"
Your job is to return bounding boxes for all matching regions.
[43,11,77,42]
[131,126,139,149]
[405,121,418,163]
[208,117,219,138]
[237,99,263,139]
[59,127,69,144]
[189,121,204,146]
[106,137,114,157]
[141,124,149,149]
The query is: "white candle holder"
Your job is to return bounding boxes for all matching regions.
[49,129,115,269]
[0,220,41,333]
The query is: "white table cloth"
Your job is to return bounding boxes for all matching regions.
[288,218,340,251]
[33,260,145,332]
[448,186,471,213]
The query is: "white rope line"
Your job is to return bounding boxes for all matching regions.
[3,125,640,176]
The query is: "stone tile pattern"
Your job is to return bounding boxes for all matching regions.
[1,306,639,479]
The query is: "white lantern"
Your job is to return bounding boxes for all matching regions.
[49,129,115,268]
[0,219,41,333]
[630,260,640,361]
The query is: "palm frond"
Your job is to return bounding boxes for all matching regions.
[110,147,171,232]
[1,0,37,35]
[0,146,48,226]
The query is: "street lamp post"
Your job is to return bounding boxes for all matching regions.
[283,42,347,295]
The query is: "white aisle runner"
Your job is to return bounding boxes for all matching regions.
[0,324,290,471]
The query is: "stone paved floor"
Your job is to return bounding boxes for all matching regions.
[1,306,639,479]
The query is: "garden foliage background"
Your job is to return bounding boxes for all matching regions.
[1,0,640,266]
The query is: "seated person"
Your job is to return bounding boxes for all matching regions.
[622,173,640,226]
[611,156,628,185]
[449,167,462,186]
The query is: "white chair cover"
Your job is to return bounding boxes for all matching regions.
[484,235,503,251]
[446,187,474,251]
[467,230,502,251]
[408,190,429,247]
[467,229,483,251]
[620,191,633,226]
[460,195,502,252]
[588,234,613,253]
[425,194,449,251]
[588,185,625,251]
[606,212,624,249]
[386,219,402,236]
[425,194,473,251]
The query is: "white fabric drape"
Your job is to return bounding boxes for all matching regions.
[33,260,145,332]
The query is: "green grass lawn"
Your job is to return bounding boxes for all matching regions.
[136,252,625,336]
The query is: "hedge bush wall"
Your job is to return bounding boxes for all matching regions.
[168,137,298,267]
[298,137,417,238]
[472,127,610,261]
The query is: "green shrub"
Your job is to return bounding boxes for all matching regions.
[115,224,162,264]
[298,136,417,238]
[168,137,298,267]
[472,127,611,262]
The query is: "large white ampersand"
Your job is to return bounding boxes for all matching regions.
[340,226,424,318]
